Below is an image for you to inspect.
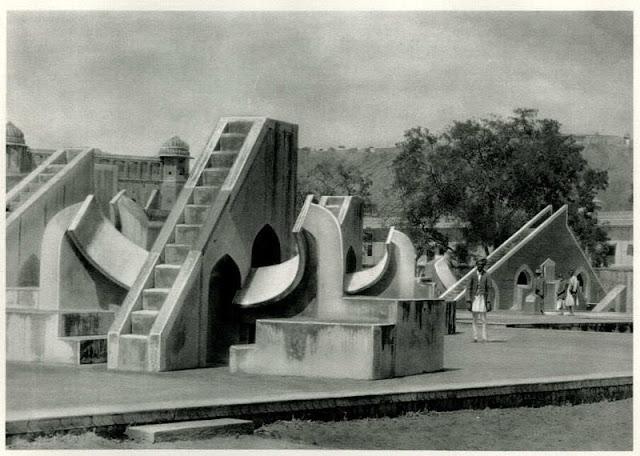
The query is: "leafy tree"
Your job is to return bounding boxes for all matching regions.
[393,109,610,266]
[297,155,373,212]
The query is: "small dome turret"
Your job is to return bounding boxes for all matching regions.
[158,136,191,158]
[6,122,26,146]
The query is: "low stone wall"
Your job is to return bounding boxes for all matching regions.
[6,375,631,438]
[594,267,632,313]
[6,309,113,364]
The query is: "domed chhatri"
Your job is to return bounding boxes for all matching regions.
[157,135,191,212]
[5,121,33,189]
[158,135,191,158]
[6,121,26,146]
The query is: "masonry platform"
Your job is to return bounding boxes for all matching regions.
[6,323,632,439]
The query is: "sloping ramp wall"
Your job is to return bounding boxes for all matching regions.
[439,205,553,304]
[67,195,149,290]
[6,148,95,286]
[594,267,632,313]
[38,202,128,312]
[489,205,606,308]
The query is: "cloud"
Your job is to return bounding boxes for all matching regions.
[7,11,632,153]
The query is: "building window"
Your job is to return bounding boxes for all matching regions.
[606,244,617,265]
[366,243,373,256]
[627,244,633,256]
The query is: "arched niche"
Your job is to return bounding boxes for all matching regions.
[574,267,590,306]
[512,264,533,310]
[345,246,357,274]
[251,224,281,268]
[206,255,242,365]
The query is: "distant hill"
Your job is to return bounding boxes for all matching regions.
[298,147,403,217]
[299,135,633,216]
[575,135,633,211]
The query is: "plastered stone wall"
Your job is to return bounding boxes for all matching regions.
[196,122,298,367]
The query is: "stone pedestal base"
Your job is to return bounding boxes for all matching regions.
[230,299,445,379]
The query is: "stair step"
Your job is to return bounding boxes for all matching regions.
[184,204,210,225]
[225,121,253,135]
[175,224,202,246]
[164,244,190,265]
[219,132,246,151]
[117,334,149,371]
[193,186,220,205]
[131,310,159,335]
[154,264,182,288]
[202,168,230,186]
[46,164,66,173]
[209,151,238,168]
[18,191,35,203]
[38,173,55,183]
[6,200,21,211]
[25,182,42,193]
[126,418,254,443]
[142,288,170,311]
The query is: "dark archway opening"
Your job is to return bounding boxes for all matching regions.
[516,271,530,285]
[207,255,242,366]
[345,247,357,274]
[251,225,281,268]
[575,272,587,308]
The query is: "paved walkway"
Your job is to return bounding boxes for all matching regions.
[7,326,632,423]
[456,310,632,325]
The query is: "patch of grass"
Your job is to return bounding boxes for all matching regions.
[8,399,632,450]
[7,430,315,450]
[258,398,633,451]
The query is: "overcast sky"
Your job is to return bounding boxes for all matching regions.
[6,11,633,157]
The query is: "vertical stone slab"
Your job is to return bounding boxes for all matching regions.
[393,299,445,376]
[300,203,346,320]
[544,281,558,311]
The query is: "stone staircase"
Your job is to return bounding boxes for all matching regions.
[122,122,251,344]
[440,206,552,303]
[108,117,298,372]
[6,152,72,213]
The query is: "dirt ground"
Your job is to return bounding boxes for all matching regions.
[8,398,632,450]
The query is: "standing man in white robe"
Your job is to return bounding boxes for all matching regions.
[466,257,492,342]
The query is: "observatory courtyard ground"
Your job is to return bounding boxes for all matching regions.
[7,312,632,450]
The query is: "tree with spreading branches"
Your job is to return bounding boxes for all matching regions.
[393,109,610,266]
